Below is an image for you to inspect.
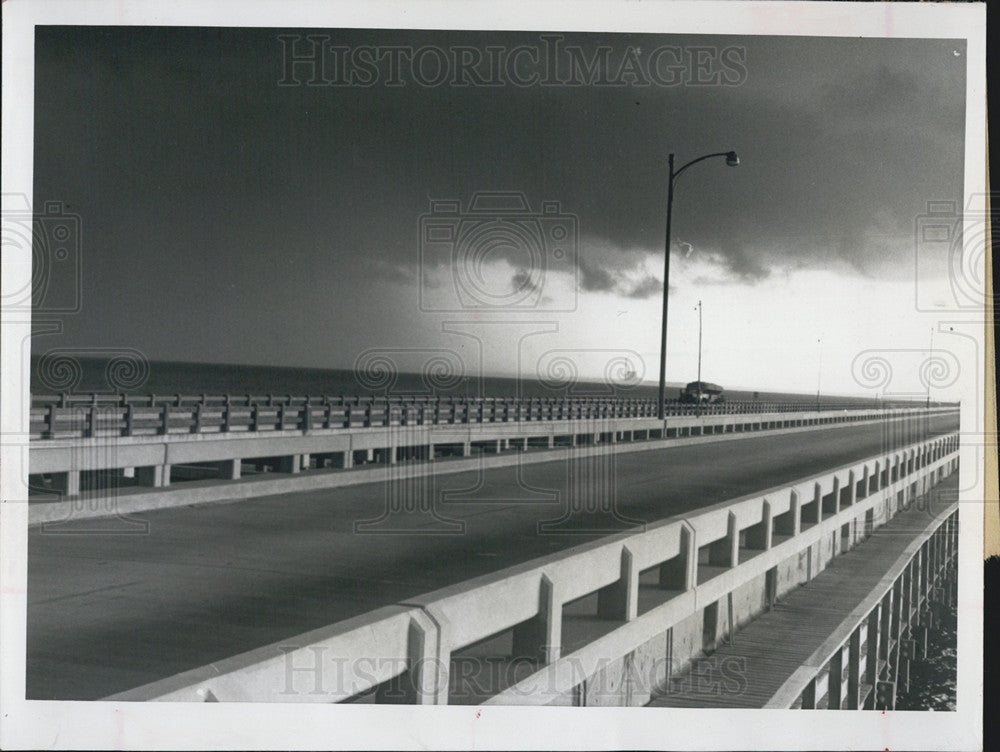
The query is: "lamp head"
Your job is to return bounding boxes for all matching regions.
[725,150,740,167]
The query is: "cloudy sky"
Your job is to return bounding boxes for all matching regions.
[31,26,969,398]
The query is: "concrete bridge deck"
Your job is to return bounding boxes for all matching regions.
[26,412,957,700]
[649,473,958,709]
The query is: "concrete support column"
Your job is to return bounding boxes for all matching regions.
[876,680,896,711]
[341,450,353,469]
[301,453,311,470]
[546,435,555,449]
[813,483,823,525]
[52,470,81,497]
[511,574,561,665]
[899,653,911,695]
[597,546,638,622]
[136,464,169,487]
[277,455,301,474]
[216,459,241,480]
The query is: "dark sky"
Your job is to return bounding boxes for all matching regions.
[32,26,966,375]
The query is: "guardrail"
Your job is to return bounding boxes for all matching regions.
[107,430,959,706]
[765,503,957,710]
[28,406,957,502]
[28,393,946,440]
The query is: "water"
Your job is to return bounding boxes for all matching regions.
[895,602,958,711]
[29,355,896,406]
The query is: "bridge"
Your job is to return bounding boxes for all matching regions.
[26,392,951,523]
[25,396,959,709]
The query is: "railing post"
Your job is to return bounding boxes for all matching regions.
[828,646,844,709]
[800,678,816,709]
[747,501,772,550]
[846,627,862,709]
[160,403,170,435]
[779,490,800,537]
[865,605,881,707]
[85,403,95,438]
[511,574,561,665]
[597,546,638,622]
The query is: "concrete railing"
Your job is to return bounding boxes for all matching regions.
[28,406,957,499]
[28,393,946,440]
[107,430,959,706]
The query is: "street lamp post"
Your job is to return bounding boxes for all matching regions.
[816,337,823,412]
[926,327,934,408]
[657,150,740,420]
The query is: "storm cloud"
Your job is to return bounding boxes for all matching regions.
[32,27,966,367]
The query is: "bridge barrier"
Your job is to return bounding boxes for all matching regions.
[765,502,958,710]
[105,431,959,706]
[28,393,950,440]
[27,405,956,502]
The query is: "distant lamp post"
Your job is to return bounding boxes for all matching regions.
[815,337,823,411]
[657,150,740,420]
[926,327,934,408]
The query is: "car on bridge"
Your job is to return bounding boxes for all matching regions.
[679,380,724,404]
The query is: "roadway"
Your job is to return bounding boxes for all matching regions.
[26,412,958,699]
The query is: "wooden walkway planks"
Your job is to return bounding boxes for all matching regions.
[650,474,958,708]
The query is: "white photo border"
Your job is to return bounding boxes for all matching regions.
[0,1,986,750]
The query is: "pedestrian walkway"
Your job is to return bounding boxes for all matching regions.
[649,473,958,708]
